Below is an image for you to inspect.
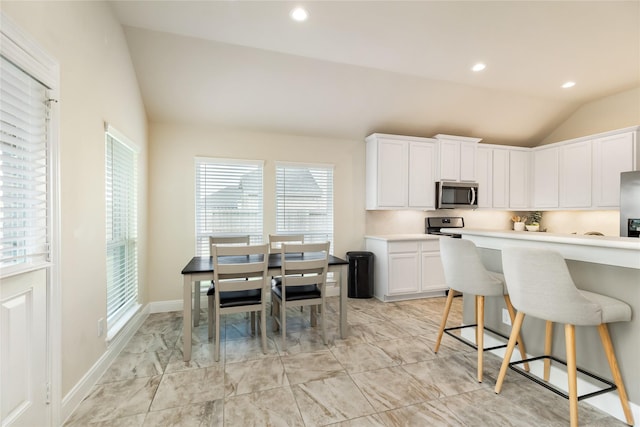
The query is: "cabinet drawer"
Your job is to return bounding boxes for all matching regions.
[388,241,420,253]
[421,240,440,252]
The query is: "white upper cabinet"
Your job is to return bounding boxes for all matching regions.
[508,150,530,209]
[434,134,481,182]
[408,141,436,208]
[476,145,509,209]
[559,141,592,208]
[592,131,637,208]
[476,147,493,208]
[492,149,510,209]
[365,133,436,210]
[532,146,559,208]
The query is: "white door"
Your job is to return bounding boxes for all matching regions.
[1,270,48,427]
[421,252,447,292]
[532,147,559,208]
[593,132,635,207]
[475,147,492,208]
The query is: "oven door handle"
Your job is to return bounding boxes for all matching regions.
[469,187,476,205]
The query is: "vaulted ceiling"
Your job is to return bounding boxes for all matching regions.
[111,1,640,146]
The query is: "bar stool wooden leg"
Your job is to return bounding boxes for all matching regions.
[434,289,455,353]
[495,311,525,393]
[544,320,553,382]
[565,324,578,427]
[477,295,485,383]
[504,295,529,372]
[597,324,634,426]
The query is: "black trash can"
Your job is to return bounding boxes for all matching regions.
[346,251,374,298]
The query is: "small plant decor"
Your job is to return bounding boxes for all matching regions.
[528,211,542,226]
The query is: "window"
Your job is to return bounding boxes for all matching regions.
[195,158,264,255]
[0,57,51,276]
[105,125,138,331]
[276,162,334,250]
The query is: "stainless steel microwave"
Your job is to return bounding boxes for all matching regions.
[436,181,478,209]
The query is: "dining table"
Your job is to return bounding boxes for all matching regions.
[180,252,349,361]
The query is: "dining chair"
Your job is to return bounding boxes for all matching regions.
[271,241,330,351]
[268,234,305,311]
[209,243,269,362]
[199,235,250,332]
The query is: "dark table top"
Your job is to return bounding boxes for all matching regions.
[181,252,348,275]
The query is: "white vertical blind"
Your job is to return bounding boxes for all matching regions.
[276,163,334,251]
[0,56,50,275]
[195,158,264,255]
[105,129,138,328]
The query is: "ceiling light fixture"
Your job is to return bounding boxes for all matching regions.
[471,63,486,72]
[562,81,576,89]
[290,7,308,22]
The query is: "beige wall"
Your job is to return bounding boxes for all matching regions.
[1,2,148,396]
[540,86,640,145]
[147,123,366,302]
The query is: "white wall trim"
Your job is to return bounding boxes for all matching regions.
[61,304,150,424]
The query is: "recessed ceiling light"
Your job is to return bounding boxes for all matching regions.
[562,81,576,89]
[471,63,486,72]
[290,7,308,22]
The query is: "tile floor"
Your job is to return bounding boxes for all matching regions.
[65,296,626,426]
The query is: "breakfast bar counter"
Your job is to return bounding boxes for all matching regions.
[441,228,640,420]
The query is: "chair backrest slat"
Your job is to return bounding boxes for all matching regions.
[212,243,269,293]
[280,242,329,289]
[269,234,304,252]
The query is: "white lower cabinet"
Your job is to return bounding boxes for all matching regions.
[366,237,447,302]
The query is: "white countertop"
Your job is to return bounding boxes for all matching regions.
[445,228,640,269]
[364,234,441,242]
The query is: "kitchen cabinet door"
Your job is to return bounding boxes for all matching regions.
[377,139,407,207]
[509,150,530,209]
[459,141,477,182]
[436,135,481,182]
[532,146,559,208]
[408,141,436,208]
[593,132,635,207]
[476,147,493,208]
[421,251,447,292]
[438,139,460,181]
[388,252,420,295]
[492,149,510,209]
[560,141,591,208]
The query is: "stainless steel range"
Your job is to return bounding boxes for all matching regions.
[426,216,464,238]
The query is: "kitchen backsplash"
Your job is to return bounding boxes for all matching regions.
[366,209,620,237]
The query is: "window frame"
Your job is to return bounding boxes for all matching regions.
[105,123,140,337]
[275,161,334,253]
[194,157,264,256]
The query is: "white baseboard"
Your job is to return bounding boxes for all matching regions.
[149,299,183,313]
[460,328,639,424]
[61,304,150,424]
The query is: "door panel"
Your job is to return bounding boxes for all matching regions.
[1,269,48,427]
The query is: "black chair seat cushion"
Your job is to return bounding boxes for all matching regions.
[272,283,321,301]
[207,283,261,308]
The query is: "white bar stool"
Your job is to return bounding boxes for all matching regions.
[496,247,634,427]
[435,237,528,383]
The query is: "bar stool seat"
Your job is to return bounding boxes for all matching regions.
[496,247,634,427]
[435,237,528,383]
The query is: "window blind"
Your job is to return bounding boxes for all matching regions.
[0,56,50,275]
[195,158,264,255]
[276,163,334,251]
[105,130,138,329]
